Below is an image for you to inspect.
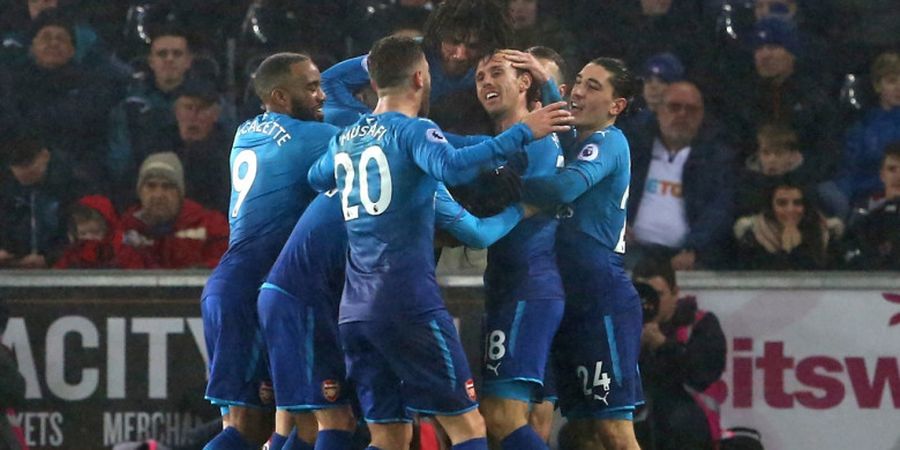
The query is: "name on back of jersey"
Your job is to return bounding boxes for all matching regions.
[238,117,292,146]
[339,119,387,146]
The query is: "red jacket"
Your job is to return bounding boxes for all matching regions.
[118,199,228,269]
[53,195,144,269]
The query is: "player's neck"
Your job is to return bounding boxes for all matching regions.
[492,103,528,134]
[373,93,420,118]
[577,117,616,140]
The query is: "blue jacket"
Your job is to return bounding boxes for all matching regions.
[836,106,900,202]
[627,121,736,267]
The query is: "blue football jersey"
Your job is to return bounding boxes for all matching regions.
[321,52,475,127]
[204,112,339,296]
[557,127,631,253]
[308,112,534,323]
[486,135,565,305]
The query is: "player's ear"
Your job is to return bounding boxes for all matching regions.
[609,97,627,116]
[519,71,533,92]
[413,70,425,90]
[270,88,286,106]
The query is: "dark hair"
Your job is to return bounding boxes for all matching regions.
[883,141,900,165]
[757,122,799,152]
[368,35,425,90]
[252,52,311,101]
[5,135,46,167]
[29,9,75,45]
[67,203,107,238]
[148,25,192,52]
[527,45,569,85]
[477,49,540,106]
[423,0,511,55]
[632,255,677,290]
[763,177,828,265]
[589,57,640,104]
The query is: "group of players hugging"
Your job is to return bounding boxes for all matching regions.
[200,2,644,450]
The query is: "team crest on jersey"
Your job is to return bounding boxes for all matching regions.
[322,380,341,402]
[465,379,477,401]
[578,144,599,161]
[259,381,275,405]
[426,128,447,143]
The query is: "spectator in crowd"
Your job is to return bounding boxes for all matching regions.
[359,0,433,47]
[53,195,144,269]
[119,152,228,269]
[627,81,736,270]
[830,0,900,77]
[620,52,685,137]
[172,79,231,214]
[841,143,900,270]
[751,0,832,84]
[107,27,195,209]
[322,0,511,126]
[0,135,76,269]
[834,51,900,207]
[735,122,818,216]
[0,0,110,67]
[0,299,27,450]
[506,0,578,73]
[7,9,121,191]
[734,178,843,270]
[720,17,839,179]
[633,256,726,450]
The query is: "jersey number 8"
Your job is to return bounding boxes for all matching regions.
[335,145,393,221]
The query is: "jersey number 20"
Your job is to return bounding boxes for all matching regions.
[335,145,393,221]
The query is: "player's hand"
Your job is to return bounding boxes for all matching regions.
[501,49,550,86]
[522,203,541,219]
[521,101,572,139]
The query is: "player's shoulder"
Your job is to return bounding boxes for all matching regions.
[574,126,628,161]
[403,117,450,145]
[292,119,340,136]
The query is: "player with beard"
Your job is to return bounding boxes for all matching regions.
[307,36,571,450]
[201,53,339,450]
[505,50,645,450]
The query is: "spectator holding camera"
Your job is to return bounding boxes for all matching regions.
[633,256,727,450]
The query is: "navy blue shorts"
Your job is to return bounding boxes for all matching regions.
[340,310,478,423]
[201,290,271,408]
[257,284,349,411]
[481,299,564,403]
[553,235,644,420]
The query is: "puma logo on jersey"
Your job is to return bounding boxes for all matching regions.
[594,392,610,405]
[486,362,502,376]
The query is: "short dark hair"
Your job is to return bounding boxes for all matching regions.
[589,57,639,103]
[68,203,106,237]
[528,45,569,85]
[148,25,192,52]
[5,135,46,167]
[884,141,900,165]
[368,36,425,90]
[252,52,311,101]
[757,122,799,152]
[423,0,511,55]
[632,256,677,291]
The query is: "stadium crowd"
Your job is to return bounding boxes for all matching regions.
[0,0,898,271]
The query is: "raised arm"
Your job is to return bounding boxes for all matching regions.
[322,55,373,126]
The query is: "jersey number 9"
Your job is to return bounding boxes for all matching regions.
[335,145,393,221]
[232,149,258,218]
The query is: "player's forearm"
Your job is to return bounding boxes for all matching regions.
[444,205,524,249]
[322,55,373,121]
[438,124,532,185]
[523,169,589,208]
[308,154,337,192]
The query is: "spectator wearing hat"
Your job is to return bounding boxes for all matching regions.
[720,16,839,182]
[172,79,232,214]
[621,52,686,139]
[5,9,121,192]
[119,152,228,269]
[0,134,77,269]
[627,81,736,270]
